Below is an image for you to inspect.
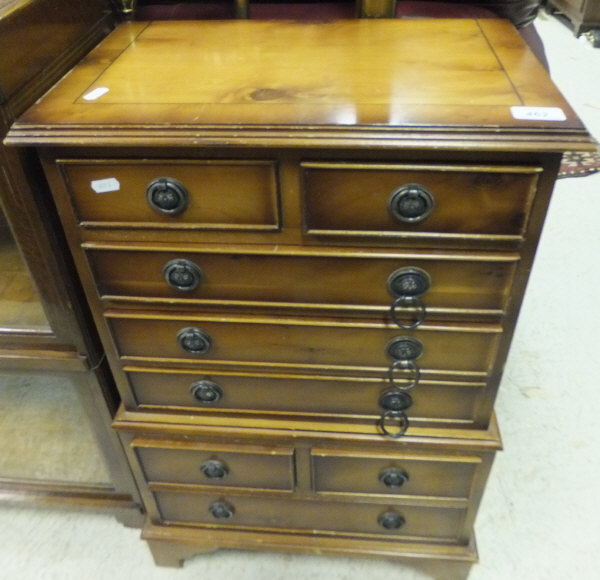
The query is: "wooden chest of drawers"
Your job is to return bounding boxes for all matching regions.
[7,18,593,579]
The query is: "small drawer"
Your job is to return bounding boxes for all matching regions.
[107,312,501,376]
[126,368,486,427]
[154,491,466,540]
[132,437,295,491]
[87,244,517,316]
[311,449,480,499]
[302,162,540,242]
[58,160,280,230]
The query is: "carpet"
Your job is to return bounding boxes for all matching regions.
[559,148,600,178]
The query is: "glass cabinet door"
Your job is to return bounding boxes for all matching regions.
[0,204,50,332]
[0,0,140,516]
[0,370,112,486]
[0,181,138,507]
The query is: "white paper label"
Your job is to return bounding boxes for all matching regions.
[510,106,566,122]
[91,178,120,194]
[83,87,110,101]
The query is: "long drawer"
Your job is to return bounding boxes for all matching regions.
[107,312,501,375]
[154,490,466,540]
[302,162,541,243]
[86,245,517,316]
[125,367,487,426]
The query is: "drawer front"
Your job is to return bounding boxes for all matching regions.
[154,491,465,540]
[127,368,484,425]
[311,449,479,498]
[302,162,540,240]
[88,246,516,314]
[108,314,500,374]
[58,160,280,230]
[133,438,295,491]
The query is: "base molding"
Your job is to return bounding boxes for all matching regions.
[142,519,477,579]
[0,479,143,527]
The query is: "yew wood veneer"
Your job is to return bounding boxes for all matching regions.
[6,18,594,579]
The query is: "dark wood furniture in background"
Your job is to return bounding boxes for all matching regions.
[7,18,592,577]
[123,0,399,19]
[545,0,600,39]
[0,0,141,519]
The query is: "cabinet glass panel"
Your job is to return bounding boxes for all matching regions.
[0,204,50,331]
[0,371,111,484]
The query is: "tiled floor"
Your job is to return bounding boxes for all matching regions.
[1,11,599,580]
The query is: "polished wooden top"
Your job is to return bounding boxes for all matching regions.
[7,19,592,150]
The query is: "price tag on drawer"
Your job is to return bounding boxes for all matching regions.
[510,106,566,121]
[91,178,120,194]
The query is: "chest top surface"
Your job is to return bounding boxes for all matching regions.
[6,18,592,150]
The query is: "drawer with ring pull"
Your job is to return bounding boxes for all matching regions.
[311,448,481,499]
[301,162,541,244]
[125,366,488,428]
[131,437,295,491]
[153,490,466,540]
[56,159,280,230]
[87,244,518,322]
[106,311,501,376]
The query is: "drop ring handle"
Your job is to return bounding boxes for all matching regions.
[390,295,426,330]
[378,389,412,438]
[379,410,410,438]
[387,267,430,329]
[146,177,189,216]
[388,183,435,223]
[163,259,203,292]
[388,359,420,391]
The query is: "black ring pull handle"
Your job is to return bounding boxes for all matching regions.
[208,500,235,520]
[378,467,409,489]
[200,459,230,480]
[388,267,431,297]
[146,177,189,216]
[390,296,426,330]
[386,336,423,362]
[176,327,212,355]
[388,359,420,391]
[378,389,413,413]
[378,389,412,438]
[378,510,406,530]
[190,380,223,404]
[379,410,410,438]
[386,336,422,392]
[163,259,203,292]
[387,267,431,330]
[388,183,435,223]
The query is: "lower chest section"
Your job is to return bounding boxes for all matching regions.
[116,427,498,545]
